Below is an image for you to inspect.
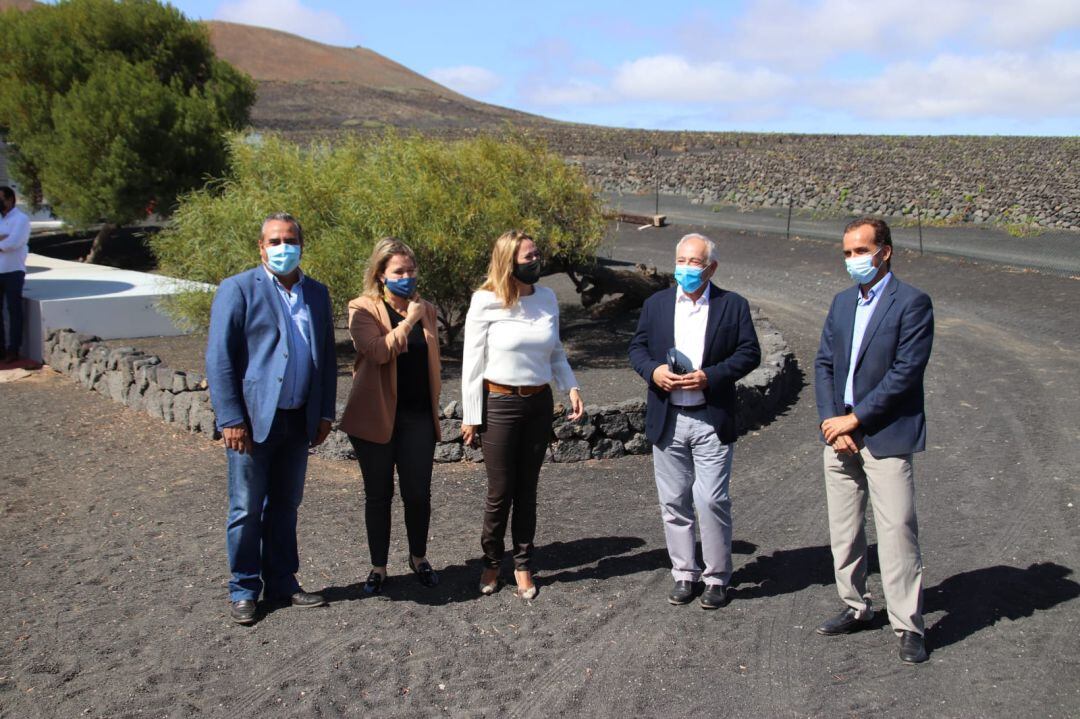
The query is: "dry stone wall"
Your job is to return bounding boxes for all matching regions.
[44,309,799,464]
[549,133,1080,231]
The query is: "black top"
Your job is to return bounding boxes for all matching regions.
[384,300,431,412]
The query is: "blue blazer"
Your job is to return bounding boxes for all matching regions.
[206,267,337,444]
[629,283,761,445]
[814,275,934,458]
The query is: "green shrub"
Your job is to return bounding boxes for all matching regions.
[152,131,606,342]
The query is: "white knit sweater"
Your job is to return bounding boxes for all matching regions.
[460,287,579,425]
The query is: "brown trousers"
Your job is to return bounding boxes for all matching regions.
[479,386,553,570]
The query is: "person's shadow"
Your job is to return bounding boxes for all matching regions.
[924,562,1079,650]
[731,545,1079,651]
[730,543,839,599]
[314,536,755,605]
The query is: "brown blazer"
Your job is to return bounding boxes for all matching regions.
[338,294,442,444]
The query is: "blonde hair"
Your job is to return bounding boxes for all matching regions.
[363,237,417,298]
[480,229,532,307]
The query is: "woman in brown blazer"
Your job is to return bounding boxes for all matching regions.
[339,238,442,595]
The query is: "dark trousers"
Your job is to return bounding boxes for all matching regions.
[225,407,309,602]
[349,408,436,567]
[0,270,25,354]
[479,386,553,570]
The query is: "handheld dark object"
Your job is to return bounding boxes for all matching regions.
[666,347,690,375]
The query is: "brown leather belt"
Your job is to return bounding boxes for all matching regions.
[485,380,547,397]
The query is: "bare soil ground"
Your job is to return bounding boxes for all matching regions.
[2,222,1078,718]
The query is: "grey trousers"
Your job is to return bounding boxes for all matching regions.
[823,443,924,636]
[652,406,734,586]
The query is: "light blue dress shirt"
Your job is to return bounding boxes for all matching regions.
[265,267,314,410]
[843,271,892,408]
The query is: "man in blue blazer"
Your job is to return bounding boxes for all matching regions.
[206,212,337,625]
[814,217,934,664]
[629,233,760,609]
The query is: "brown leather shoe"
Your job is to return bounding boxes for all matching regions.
[230,600,257,625]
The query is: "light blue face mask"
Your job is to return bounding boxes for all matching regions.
[673,264,706,293]
[265,242,302,275]
[844,247,881,285]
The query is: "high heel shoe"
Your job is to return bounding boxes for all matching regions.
[514,569,537,600]
[479,568,500,595]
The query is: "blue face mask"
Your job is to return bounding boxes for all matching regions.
[384,276,417,298]
[844,247,882,285]
[265,242,301,275]
[673,264,706,294]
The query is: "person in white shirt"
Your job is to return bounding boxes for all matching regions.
[461,229,585,599]
[0,186,31,362]
[628,233,760,609]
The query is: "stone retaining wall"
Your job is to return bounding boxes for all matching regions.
[45,329,219,438]
[553,134,1080,232]
[44,309,799,464]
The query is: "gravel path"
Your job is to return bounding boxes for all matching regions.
[2,221,1077,717]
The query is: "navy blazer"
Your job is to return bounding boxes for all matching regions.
[206,266,338,444]
[629,283,761,445]
[814,275,934,458]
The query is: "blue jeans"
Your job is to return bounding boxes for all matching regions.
[0,270,25,354]
[226,408,310,602]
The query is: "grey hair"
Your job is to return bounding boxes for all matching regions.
[676,233,715,263]
[260,212,303,243]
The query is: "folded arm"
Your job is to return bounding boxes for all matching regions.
[349,300,410,365]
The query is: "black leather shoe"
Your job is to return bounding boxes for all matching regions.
[230,600,256,624]
[668,580,697,605]
[699,584,728,609]
[289,590,327,608]
[816,607,874,635]
[898,631,928,664]
[362,570,385,596]
[408,557,440,587]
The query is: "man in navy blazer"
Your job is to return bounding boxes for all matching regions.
[629,233,760,609]
[814,217,934,664]
[206,212,337,625]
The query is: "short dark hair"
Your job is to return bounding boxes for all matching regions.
[0,186,15,204]
[260,212,303,243]
[844,217,891,248]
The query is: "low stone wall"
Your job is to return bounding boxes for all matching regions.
[44,309,799,464]
[45,329,220,439]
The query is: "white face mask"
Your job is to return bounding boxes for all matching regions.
[844,247,882,284]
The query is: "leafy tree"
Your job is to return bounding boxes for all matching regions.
[0,0,255,262]
[152,131,606,343]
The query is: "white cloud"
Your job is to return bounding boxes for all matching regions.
[215,0,352,46]
[612,55,793,103]
[427,66,502,97]
[725,0,1080,69]
[525,79,613,106]
[838,51,1080,119]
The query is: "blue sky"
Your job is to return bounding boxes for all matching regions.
[167,0,1079,135]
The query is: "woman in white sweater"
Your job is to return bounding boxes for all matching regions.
[461,230,585,599]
